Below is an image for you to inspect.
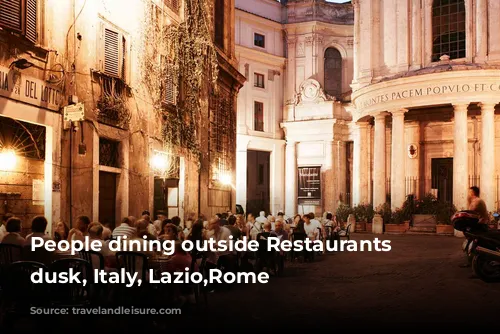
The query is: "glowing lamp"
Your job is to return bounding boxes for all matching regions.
[220,174,231,185]
[151,153,168,171]
[0,149,17,171]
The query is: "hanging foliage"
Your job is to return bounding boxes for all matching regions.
[142,0,218,160]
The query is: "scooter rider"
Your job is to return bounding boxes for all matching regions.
[468,186,489,225]
[459,186,489,268]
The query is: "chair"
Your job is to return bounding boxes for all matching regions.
[187,252,208,311]
[1,261,49,316]
[339,224,352,241]
[0,244,23,291]
[115,251,149,305]
[79,250,105,271]
[291,232,309,262]
[115,251,148,282]
[0,244,23,266]
[49,258,93,307]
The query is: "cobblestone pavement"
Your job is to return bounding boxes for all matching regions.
[178,234,500,330]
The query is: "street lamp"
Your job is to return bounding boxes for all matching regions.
[0,149,17,171]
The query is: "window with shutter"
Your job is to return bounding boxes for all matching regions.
[104,28,120,77]
[25,0,37,43]
[0,0,38,43]
[164,0,180,14]
[161,55,176,105]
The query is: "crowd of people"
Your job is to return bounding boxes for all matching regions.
[0,209,350,306]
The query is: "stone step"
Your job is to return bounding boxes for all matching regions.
[406,231,440,236]
[410,226,436,233]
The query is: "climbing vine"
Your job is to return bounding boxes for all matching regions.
[142,0,218,160]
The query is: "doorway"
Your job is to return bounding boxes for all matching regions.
[247,150,270,216]
[98,171,117,228]
[431,158,453,203]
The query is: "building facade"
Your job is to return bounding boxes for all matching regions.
[235,0,354,217]
[0,0,243,234]
[351,0,500,217]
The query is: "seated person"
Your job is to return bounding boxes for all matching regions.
[88,222,115,269]
[1,217,25,246]
[25,216,52,246]
[112,217,137,239]
[23,216,53,265]
[255,222,278,272]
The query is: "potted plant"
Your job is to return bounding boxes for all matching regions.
[413,193,438,228]
[336,203,353,227]
[365,204,375,233]
[384,208,409,234]
[433,200,456,234]
[353,204,366,232]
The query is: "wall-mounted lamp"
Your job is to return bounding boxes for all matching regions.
[10,58,34,70]
[219,173,232,185]
[0,149,17,171]
[151,152,168,171]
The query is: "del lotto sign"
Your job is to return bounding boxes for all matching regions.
[0,66,62,111]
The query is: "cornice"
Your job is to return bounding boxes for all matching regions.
[235,45,286,67]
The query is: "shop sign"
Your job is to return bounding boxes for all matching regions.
[0,65,62,111]
[298,166,321,200]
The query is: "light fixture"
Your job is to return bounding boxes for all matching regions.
[0,149,17,171]
[151,151,168,171]
[219,173,231,185]
[9,58,34,70]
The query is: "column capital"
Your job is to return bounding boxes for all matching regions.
[478,101,498,110]
[354,121,370,129]
[452,103,469,112]
[374,112,389,121]
[390,108,408,116]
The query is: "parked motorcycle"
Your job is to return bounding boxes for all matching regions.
[453,210,500,282]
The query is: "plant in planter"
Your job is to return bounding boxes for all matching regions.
[435,201,457,234]
[365,204,375,232]
[412,193,439,230]
[336,203,353,226]
[376,203,392,225]
[353,205,367,231]
[384,205,411,234]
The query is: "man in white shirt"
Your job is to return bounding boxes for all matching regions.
[309,212,323,241]
[207,217,232,264]
[112,217,137,238]
[303,213,321,240]
[246,213,262,240]
[256,211,267,226]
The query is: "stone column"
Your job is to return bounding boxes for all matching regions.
[476,0,488,60]
[236,147,248,214]
[285,140,297,216]
[352,0,360,81]
[480,102,496,211]
[353,122,369,206]
[410,0,422,69]
[323,140,334,211]
[373,113,387,209]
[453,104,469,211]
[390,109,407,209]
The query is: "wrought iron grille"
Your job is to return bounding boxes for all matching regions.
[96,75,131,129]
[99,137,120,168]
[431,0,466,62]
[0,116,46,160]
[209,86,235,184]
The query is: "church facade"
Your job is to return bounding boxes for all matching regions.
[236,0,500,218]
